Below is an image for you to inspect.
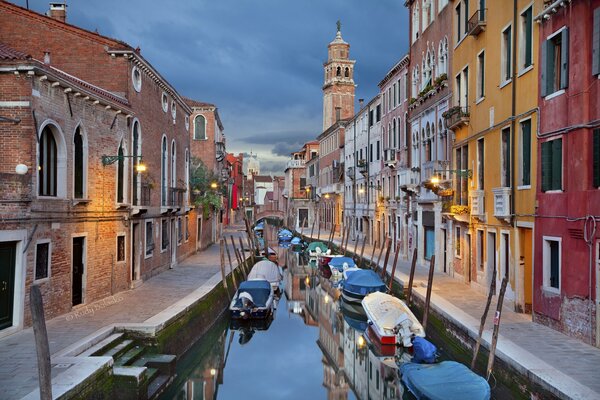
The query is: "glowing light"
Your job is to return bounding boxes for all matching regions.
[135,163,147,173]
[358,335,366,348]
[305,276,310,285]
[324,193,330,199]
[210,182,218,189]
[430,176,440,185]
[324,294,330,304]
[210,368,217,376]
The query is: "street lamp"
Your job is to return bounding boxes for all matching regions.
[101,155,146,173]
[433,168,472,178]
[210,181,218,190]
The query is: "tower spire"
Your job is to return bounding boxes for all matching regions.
[336,20,341,33]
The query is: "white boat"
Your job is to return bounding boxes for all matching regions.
[248,260,283,294]
[361,292,425,347]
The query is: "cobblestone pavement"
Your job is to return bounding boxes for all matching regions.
[307,232,600,399]
[0,225,248,400]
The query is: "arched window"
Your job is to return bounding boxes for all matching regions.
[132,121,141,205]
[194,115,206,140]
[185,149,189,206]
[412,4,420,43]
[39,126,57,196]
[117,142,125,203]
[344,67,350,78]
[73,127,84,198]
[393,119,397,148]
[171,140,176,191]
[336,66,341,76]
[162,137,168,206]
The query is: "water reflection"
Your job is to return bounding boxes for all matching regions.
[160,246,407,400]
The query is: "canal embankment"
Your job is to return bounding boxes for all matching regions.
[300,232,600,400]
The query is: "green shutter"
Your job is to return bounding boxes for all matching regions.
[541,141,552,192]
[551,139,562,190]
[560,28,569,89]
[594,129,600,188]
[541,40,548,97]
[593,8,600,76]
[525,8,532,67]
[522,121,531,186]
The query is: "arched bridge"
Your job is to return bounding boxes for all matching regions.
[255,209,285,222]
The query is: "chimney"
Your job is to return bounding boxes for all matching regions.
[359,98,364,108]
[48,3,67,23]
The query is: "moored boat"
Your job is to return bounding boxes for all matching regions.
[328,256,356,282]
[277,228,293,241]
[400,361,491,400]
[248,260,283,294]
[341,269,387,304]
[307,241,328,258]
[229,279,275,319]
[361,292,425,347]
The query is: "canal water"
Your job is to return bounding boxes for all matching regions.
[158,241,509,399]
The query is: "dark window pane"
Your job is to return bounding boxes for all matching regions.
[35,243,49,280]
[117,236,125,262]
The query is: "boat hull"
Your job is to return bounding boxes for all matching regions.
[230,306,272,320]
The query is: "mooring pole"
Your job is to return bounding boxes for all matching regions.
[406,248,417,306]
[380,237,393,279]
[369,240,378,270]
[421,254,436,331]
[375,237,387,273]
[30,285,52,400]
[310,214,316,239]
[471,269,498,370]
[486,277,509,380]
[219,239,229,295]
[237,236,249,276]
[225,239,237,290]
[230,235,242,267]
[359,234,367,268]
[388,242,401,292]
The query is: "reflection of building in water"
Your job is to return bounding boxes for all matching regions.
[284,251,318,325]
[317,278,350,399]
[173,329,227,400]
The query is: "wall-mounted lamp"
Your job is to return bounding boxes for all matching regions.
[101,155,146,173]
[433,169,472,178]
[15,164,28,175]
[210,181,218,189]
[324,193,330,199]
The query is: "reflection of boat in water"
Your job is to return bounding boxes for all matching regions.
[229,317,274,345]
[400,361,491,400]
[341,269,387,304]
[229,280,275,319]
[277,228,293,241]
[339,296,368,323]
[307,241,328,258]
[362,292,425,347]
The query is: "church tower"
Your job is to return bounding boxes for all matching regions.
[322,21,355,131]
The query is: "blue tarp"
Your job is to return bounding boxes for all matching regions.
[235,280,271,307]
[412,337,437,364]
[342,269,386,295]
[400,361,491,400]
[290,237,301,244]
[253,222,264,231]
[328,256,356,271]
[307,241,328,252]
[278,229,293,239]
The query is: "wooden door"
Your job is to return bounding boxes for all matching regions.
[0,242,16,330]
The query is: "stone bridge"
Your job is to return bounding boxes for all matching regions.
[255,209,285,222]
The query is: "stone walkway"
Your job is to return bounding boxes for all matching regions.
[305,231,600,400]
[0,224,247,400]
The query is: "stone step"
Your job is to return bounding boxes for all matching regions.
[80,333,124,357]
[133,354,177,376]
[145,367,159,382]
[102,339,136,359]
[147,374,171,400]
[114,345,146,367]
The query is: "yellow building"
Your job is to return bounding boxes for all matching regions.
[445,0,541,313]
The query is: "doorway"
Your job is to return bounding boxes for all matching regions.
[520,228,533,313]
[171,219,177,267]
[132,223,139,282]
[487,232,497,294]
[72,237,85,306]
[298,208,308,229]
[0,242,16,330]
[596,240,599,347]
[466,233,472,282]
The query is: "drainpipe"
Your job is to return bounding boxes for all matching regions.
[510,0,518,231]
[353,119,357,238]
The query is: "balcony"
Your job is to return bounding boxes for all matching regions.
[469,190,485,218]
[467,9,486,36]
[383,148,397,168]
[492,187,511,221]
[286,159,305,169]
[444,106,470,130]
[168,187,186,208]
[398,168,419,189]
[357,159,368,174]
[421,160,450,184]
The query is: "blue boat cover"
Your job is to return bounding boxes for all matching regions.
[400,361,491,400]
[343,269,386,295]
[411,337,437,364]
[291,237,301,244]
[253,222,264,231]
[329,256,356,271]
[235,280,271,307]
[278,228,293,237]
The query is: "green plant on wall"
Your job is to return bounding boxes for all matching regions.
[190,157,225,218]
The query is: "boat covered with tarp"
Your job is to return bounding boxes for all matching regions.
[307,241,328,257]
[248,260,283,292]
[362,292,425,347]
[341,269,387,303]
[400,361,491,400]
[277,228,293,241]
[229,279,275,319]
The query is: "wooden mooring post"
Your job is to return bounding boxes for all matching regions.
[380,237,393,279]
[486,277,509,380]
[374,237,387,273]
[406,248,417,306]
[359,235,367,268]
[310,214,316,239]
[421,254,436,331]
[237,236,249,277]
[219,239,229,295]
[224,238,237,290]
[31,285,52,400]
[344,223,352,253]
[388,242,401,291]
[369,240,378,270]
[230,236,242,267]
[471,269,497,370]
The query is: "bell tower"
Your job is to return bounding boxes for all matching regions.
[322,21,355,131]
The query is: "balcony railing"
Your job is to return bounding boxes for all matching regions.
[398,168,419,188]
[421,160,450,183]
[357,159,368,174]
[469,190,485,217]
[444,106,470,130]
[467,9,487,36]
[492,187,511,220]
[168,187,186,208]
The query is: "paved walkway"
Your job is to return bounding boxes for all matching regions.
[0,224,248,400]
[303,231,600,400]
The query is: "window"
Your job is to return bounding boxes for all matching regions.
[455,3,462,41]
[542,28,569,96]
[543,237,561,291]
[177,217,183,245]
[376,105,381,122]
[132,66,142,92]
[455,145,469,205]
[519,6,533,70]
[117,235,125,262]
[185,216,190,241]
[412,3,420,43]
[39,126,57,196]
[393,83,397,108]
[477,51,485,99]
[161,219,169,251]
[456,66,469,109]
[145,220,154,257]
[161,92,168,112]
[194,115,207,140]
[455,226,461,257]
[161,137,168,206]
[541,138,562,192]
[35,241,50,280]
[477,230,484,270]
[73,127,84,198]
[132,121,141,206]
[502,25,512,83]
[171,101,177,120]
[501,232,509,279]
[501,127,511,187]
[594,129,600,188]
[376,141,380,160]
[117,142,125,203]
[520,120,532,186]
[477,138,484,190]
[369,144,373,162]
[594,8,600,76]
[368,110,374,126]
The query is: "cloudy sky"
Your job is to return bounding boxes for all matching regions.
[15,0,409,174]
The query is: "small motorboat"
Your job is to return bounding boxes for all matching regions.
[400,361,491,400]
[230,279,275,319]
[257,247,278,263]
[277,228,293,241]
[328,256,357,282]
[307,241,328,258]
[341,269,387,304]
[361,292,425,347]
[248,260,283,294]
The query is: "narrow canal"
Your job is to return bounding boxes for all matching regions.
[158,224,514,399]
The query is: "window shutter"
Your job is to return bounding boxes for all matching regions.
[593,8,600,76]
[300,177,306,189]
[541,141,552,191]
[522,121,531,185]
[560,28,569,89]
[594,129,600,188]
[551,139,562,190]
[525,8,532,67]
[541,39,548,97]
